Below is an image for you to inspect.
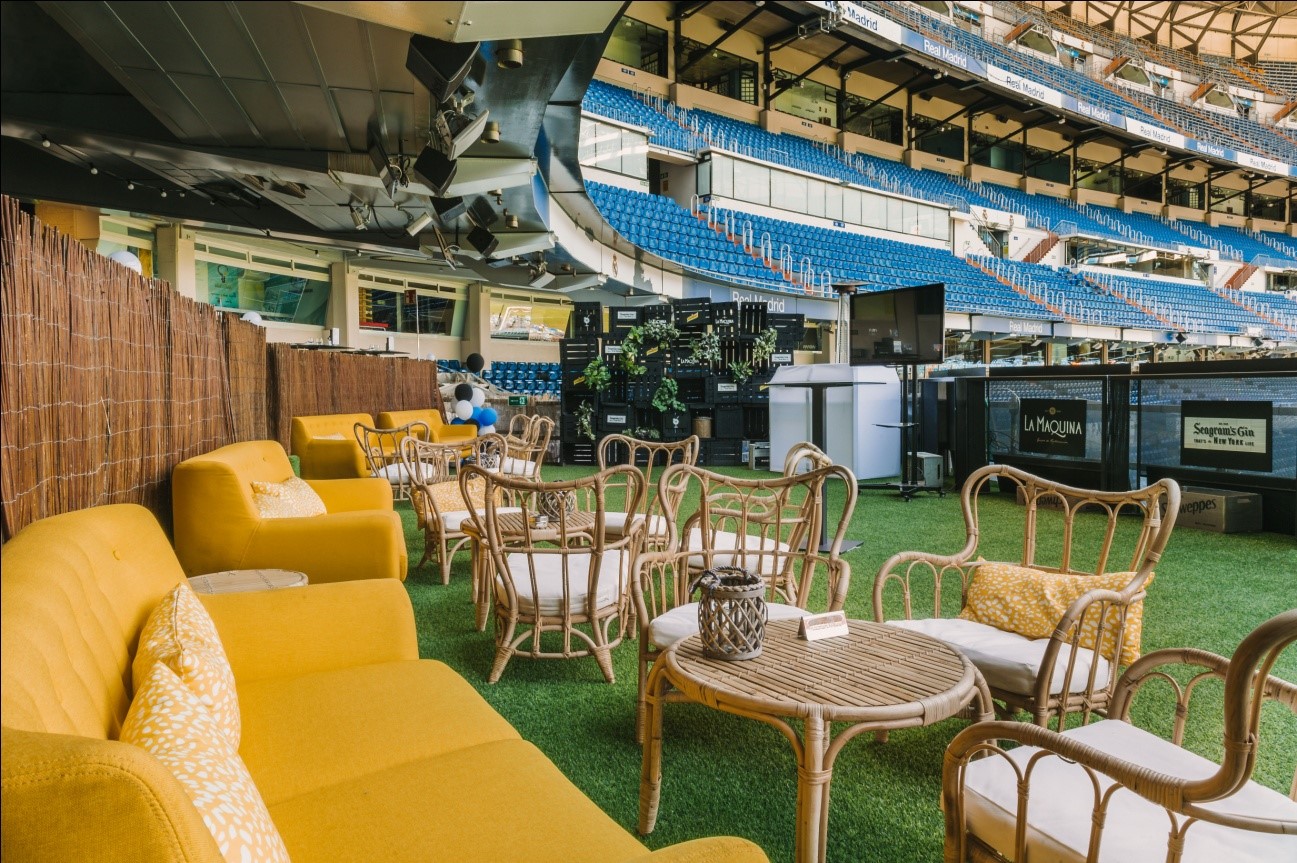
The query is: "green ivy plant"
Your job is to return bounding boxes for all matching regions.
[752,327,779,364]
[621,318,679,376]
[626,426,661,441]
[651,377,686,413]
[689,330,722,367]
[730,360,753,385]
[574,401,596,441]
[582,357,611,393]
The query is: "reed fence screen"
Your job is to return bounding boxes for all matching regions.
[0,197,267,538]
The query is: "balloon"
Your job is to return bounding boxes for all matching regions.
[108,250,143,274]
[470,387,486,407]
[478,407,498,427]
[450,417,465,425]
[454,400,474,420]
[466,352,485,374]
[470,406,485,423]
[478,424,496,435]
[454,382,474,402]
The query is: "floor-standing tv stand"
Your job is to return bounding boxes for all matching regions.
[858,362,944,502]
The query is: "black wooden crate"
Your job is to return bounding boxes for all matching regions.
[700,439,743,467]
[739,302,768,335]
[570,303,603,337]
[670,339,707,371]
[743,405,769,439]
[561,366,594,393]
[642,304,674,323]
[714,405,744,439]
[561,441,597,466]
[710,377,743,404]
[560,338,600,366]
[670,297,711,330]
[711,301,739,335]
[741,373,773,402]
[598,403,635,434]
[678,376,710,405]
[658,409,690,438]
[606,306,642,336]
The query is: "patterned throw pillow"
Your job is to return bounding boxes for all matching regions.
[425,479,485,516]
[133,584,241,749]
[251,476,327,518]
[958,562,1150,666]
[122,662,291,863]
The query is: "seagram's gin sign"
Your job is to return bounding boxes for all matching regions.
[1180,401,1272,473]
[1019,398,1087,458]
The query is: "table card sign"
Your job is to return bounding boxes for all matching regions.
[798,611,849,642]
[1180,400,1272,473]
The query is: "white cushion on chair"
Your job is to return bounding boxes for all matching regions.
[501,457,539,477]
[500,550,628,616]
[603,512,670,538]
[685,528,792,571]
[371,462,410,484]
[647,602,813,650]
[962,718,1297,863]
[886,618,1111,696]
[441,507,522,532]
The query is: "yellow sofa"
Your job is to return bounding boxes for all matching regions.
[291,412,372,479]
[1,504,768,863]
[172,440,407,582]
[378,407,477,445]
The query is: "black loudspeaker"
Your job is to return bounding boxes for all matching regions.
[431,195,467,222]
[406,37,479,105]
[413,147,457,197]
[468,225,498,257]
[467,196,498,228]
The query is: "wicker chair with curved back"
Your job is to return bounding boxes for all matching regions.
[942,609,1297,863]
[353,420,431,501]
[401,433,519,586]
[499,413,554,478]
[874,464,1180,729]
[461,464,647,684]
[597,434,701,554]
[631,462,858,741]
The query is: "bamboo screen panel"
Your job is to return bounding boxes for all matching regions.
[0,197,267,538]
[268,343,446,450]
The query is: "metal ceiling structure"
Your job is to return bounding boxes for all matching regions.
[0,0,621,285]
[1021,1,1297,62]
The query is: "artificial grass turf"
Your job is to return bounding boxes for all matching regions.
[396,465,1296,862]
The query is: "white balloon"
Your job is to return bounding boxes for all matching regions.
[108,250,143,274]
[478,424,496,435]
[454,399,474,420]
[470,387,486,407]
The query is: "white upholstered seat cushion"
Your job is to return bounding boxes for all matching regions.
[499,550,628,616]
[962,719,1297,863]
[647,602,813,650]
[886,618,1110,696]
[603,512,670,538]
[500,457,539,477]
[685,528,793,570]
[371,462,411,484]
[442,507,523,533]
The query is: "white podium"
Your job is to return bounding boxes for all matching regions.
[767,364,900,480]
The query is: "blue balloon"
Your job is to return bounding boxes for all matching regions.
[478,408,498,427]
[471,406,485,423]
[450,417,465,425]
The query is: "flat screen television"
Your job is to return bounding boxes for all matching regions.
[848,283,945,365]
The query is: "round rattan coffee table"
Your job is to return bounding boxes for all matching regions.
[638,618,992,863]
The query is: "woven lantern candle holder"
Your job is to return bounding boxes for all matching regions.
[690,567,767,661]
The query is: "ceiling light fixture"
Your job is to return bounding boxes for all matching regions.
[126,181,135,191]
[351,205,369,231]
[89,164,98,175]
[482,121,500,144]
[40,135,51,147]
[497,39,523,69]
[406,211,434,236]
[505,213,519,229]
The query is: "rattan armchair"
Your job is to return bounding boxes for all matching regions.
[597,434,701,554]
[354,420,430,501]
[461,464,647,684]
[632,463,858,741]
[498,413,554,478]
[942,609,1297,863]
[402,433,520,585]
[874,464,1180,728]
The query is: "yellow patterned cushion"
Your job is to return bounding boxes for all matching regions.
[122,662,291,863]
[252,476,327,518]
[132,584,241,749]
[958,563,1149,666]
[425,479,485,516]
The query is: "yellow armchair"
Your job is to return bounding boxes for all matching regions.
[291,413,373,479]
[172,440,406,583]
[379,408,477,445]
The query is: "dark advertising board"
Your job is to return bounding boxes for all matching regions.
[1180,400,1273,473]
[1018,398,1087,458]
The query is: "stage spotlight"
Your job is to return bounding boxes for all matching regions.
[406,211,434,237]
[467,196,499,228]
[529,265,555,289]
[482,121,501,144]
[468,225,499,257]
[505,213,519,229]
[350,206,369,231]
[1174,331,1187,344]
[406,36,479,105]
[431,195,467,222]
[368,136,403,198]
[412,147,458,196]
[435,108,491,160]
[497,39,523,69]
